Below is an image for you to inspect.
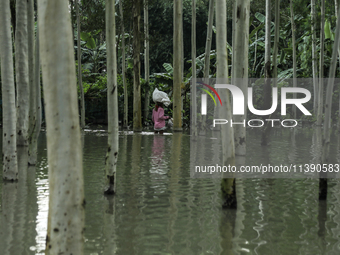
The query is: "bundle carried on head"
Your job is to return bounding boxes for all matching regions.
[152,88,171,107]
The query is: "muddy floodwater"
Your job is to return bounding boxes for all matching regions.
[1,128,340,254]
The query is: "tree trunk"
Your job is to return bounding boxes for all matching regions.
[28,0,35,136]
[38,0,85,253]
[173,0,183,131]
[0,0,18,181]
[143,0,150,123]
[261,0,272,146]
[323,5,340,148]
[264,0,271,79]
[272,0,280,83]
[201,0,214,132]
[317,0,325,126]
[204,0,214,81]
[16,0,29,147]
[335,0,340,130]
[312,0,318,115]
[133,0,142,132]
[104,0,119,195]
[76,0,85,128]
[231,0,236,82]
[119,0,128,129]
[233,0,250,156]
[216,0,236,208]
[290,0,297,119]
[28,17,42,165]
[191,0,197,136]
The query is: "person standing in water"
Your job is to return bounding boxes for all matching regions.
[152,102,170,134]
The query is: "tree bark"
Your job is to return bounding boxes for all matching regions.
[231,0,236,82]
[143,0,150,123]
[204,0,215,81]
[119,0,128,129]
[335,0,340,130]
[133,0,142,132]
[173,0,183,131]
[290,0,297,119]
[28,16,42,165]
[312,0,318,115]
[233,0,250,156]
[317,0,325,126]
[16,0,30,147]
[38,0,85,253]
[77,0,85,128]
[272,0,280,84]
[216,0,236,209]
[201,0,214,132]
[104,0,119,195]
[261,0,272,146]
[28,0,35,136]
[0,0,18,181]
[323,5,340,147]
[191,0,197,136]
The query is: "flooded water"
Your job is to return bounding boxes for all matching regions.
[1,128,340,254]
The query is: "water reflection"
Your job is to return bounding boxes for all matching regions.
[0,147,38,255]
[2,129,340,254]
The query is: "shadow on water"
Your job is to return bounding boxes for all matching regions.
[2,129,340,254]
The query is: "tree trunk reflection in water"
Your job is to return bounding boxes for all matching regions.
[219,208,236,254]
[288,129,297,164]
[103,196,116,254]
[230,177,246,254]
[166,133,182,253]
[26,165,39,252]
[329,178,340,254]
[11,147,28,255]
[123,134,142,254]
[0,182,18,255]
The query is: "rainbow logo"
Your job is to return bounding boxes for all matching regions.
[198,82,222,106]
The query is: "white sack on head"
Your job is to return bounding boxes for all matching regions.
[152,88,171,106]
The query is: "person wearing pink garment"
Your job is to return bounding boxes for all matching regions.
[152,102,171,134]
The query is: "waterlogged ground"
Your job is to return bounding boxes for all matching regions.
[1,127,340,254]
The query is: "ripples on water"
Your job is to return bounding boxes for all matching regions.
[1,128,340,254]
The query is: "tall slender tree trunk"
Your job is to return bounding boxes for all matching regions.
[317,0,325,126]
[133,0,142,132]
[290,0,297,119]
[119,0,128,129]
[231,0,236,82]
[204,0,214,82]
[143,0,150,123]
[0,0,18,181]
[320,4,340,201]
[28,0,35,137]
[201,0,214,132]
[28,12,42,165]
[261,0,272,146]
[216,0,236,208]
[77,0,85,128]
[16,0,30,147]
[324,5,340,150]
[38,0,85,253]
[233,0,250,156]
[312,0,319,115]
[264,0,271,80]
[335,0,340,130]
[173,0,183,131]
[191,0,197,136]
[105,0,119,195]
[272,0,280,84]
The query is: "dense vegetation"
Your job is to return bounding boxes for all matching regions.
[1,0,340,127]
